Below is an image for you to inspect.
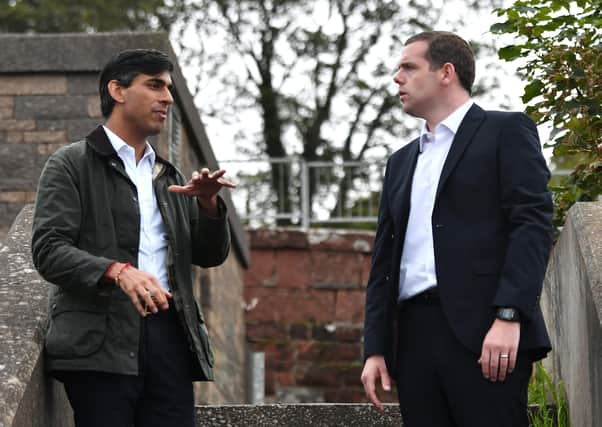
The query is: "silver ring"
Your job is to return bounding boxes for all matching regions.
[500,354,509,359]
[146,290,154,297]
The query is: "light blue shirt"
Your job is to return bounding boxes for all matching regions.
[398,100,473,300]
[103,126,170,291]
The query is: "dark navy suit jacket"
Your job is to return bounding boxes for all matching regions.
[363,104,553,377]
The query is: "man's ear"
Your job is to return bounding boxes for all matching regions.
[440,63,456,87]
[107,80,126,105]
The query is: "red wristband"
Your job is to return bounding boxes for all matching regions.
[115,262,131,287]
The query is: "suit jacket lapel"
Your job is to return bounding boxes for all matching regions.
[389,139,420,233]
[435,104,485,200]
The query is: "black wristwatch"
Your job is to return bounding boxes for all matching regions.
[496,307,520,322]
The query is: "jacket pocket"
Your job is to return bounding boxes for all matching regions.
[45,298,107,358]
[194,300,214,367]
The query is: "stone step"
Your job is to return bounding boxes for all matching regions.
[195,403,556,426]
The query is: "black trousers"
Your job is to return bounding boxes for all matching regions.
[396,294,533,427]
[61,305,196,427]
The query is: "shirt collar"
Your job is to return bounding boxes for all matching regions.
[419,100,474,152]
[102,125,155,166]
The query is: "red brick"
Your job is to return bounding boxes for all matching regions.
[297,341,362,363]
[289,322,310,339]
[274,371,296,387]
[244,249,276,287]
[261,342,296,371]
[323,387,368,403]
[308,229,374,253]
[265,370,276,395]
[295,364,340,387]
[246,321,288,342]
[360,254,373,287]
[335,325,363,342]
[274,249,310,288]
[310,251,363,289]
[335,290,365,323]
[249,228,308,249]
[244,287,336,323]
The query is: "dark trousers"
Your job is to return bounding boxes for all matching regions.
[61,305,196,427]
[396,294,533,427]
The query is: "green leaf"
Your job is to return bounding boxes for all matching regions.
[498,44,523,61]
[522,79,544,103]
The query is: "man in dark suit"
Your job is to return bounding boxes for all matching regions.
[360,31,553,426]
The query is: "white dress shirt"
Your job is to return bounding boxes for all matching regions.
[103,126,170,291]
[398,100,473,300]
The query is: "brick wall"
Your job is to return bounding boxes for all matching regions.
[244,228,398,403]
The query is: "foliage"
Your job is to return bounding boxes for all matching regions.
[491,0,602,231]
[175,0,506,221]
[0,0,185,32]
[528,361,569,427]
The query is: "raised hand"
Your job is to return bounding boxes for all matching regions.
[168,168,236,216]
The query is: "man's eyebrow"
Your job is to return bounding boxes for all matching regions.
[146,77,172,87]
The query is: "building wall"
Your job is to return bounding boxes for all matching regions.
[0,73,101,240]
[0,70,247,404]
[244,228,398,403]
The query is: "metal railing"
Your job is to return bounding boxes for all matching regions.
[219,158,573,229]
[219,158,386,229]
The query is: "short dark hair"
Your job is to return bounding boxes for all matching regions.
[99,49,174,118]
[405,31,475,94]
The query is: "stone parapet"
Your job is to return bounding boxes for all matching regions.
[541,201,602,427]
[0,205,74,427]
[195,403,402,426]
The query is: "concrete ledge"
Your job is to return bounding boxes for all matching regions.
[196,404,402,426]
[0,205,73,427]
[195,403,553,426]
[542,201,602,427]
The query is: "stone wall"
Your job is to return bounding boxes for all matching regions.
[541,201,602,427]
[0,73,101,240]
[0,206,74,427]
[244,228,398,403]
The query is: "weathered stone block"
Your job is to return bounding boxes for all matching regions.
[37,118,100,141]
[0,96,14,108]
[87,96,101,118]
[0,191,36,203]
[0,143,37,191]
[0,119,35,131]
[15,95,89,120]
[66,73,98,95]
[23,130,67,144]
[0,108,13,119]
[6,131,24,143]
[0,74,67,95]
[37,143,68,156]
